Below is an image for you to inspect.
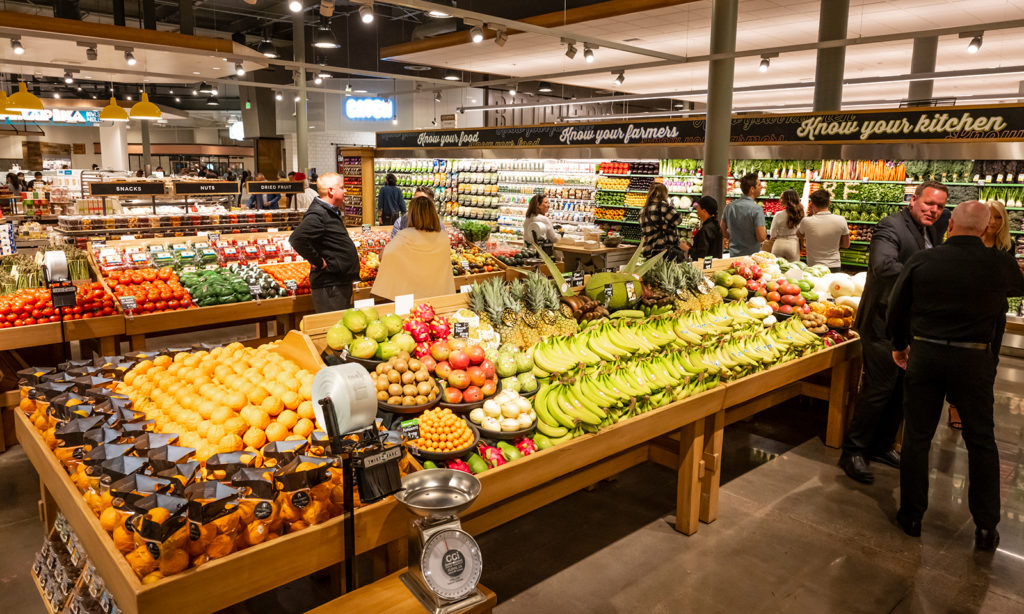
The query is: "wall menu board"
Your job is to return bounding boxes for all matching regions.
[173,181,241,195]
[246,181,304,194]
[376,104,1024,149]
[89,182,166,196]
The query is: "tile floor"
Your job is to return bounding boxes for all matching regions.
[2,357,1022,613]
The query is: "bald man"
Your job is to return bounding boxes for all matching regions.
[289,172,360,313]
[886,201,1024,550]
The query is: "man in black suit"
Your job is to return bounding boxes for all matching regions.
[838,181,949,484]
[887,201,1024,549]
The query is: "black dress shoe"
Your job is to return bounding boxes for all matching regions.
[896,509,922,537]
[869,449,901,469]
[839,452,874,484]
[975,528,1000,551]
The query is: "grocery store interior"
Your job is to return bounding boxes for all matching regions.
[2,1,1024,613]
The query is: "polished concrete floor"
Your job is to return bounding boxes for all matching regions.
[2,357,1022,613]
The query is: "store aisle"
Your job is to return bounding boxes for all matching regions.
[489,356,1024,614]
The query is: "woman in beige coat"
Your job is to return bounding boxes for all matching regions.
[371,196,455,301]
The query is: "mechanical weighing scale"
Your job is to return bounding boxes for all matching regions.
[312,365,487,612]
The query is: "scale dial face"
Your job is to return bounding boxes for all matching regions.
[420,528,482,601]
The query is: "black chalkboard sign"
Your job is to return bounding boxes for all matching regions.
[173,181,241,195]
[246,181,304,194]
[89,182,165,196]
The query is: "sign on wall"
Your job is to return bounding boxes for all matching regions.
[1,109,101,126]
[344,97,395,121]
[376,104,1024,149]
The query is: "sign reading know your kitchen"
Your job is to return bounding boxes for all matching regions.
[376,104,1024,149]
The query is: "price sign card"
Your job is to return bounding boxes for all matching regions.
[394,294,414,315]
[354,298,375,309]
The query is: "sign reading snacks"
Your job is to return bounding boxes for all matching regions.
[377,104,1024,149]
[173,181,241,195]
[246,181,304,194]
[89,182,166,196]
[344,97,395,121]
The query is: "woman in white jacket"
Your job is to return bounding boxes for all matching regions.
[372,196,456,301]
[523,194,560,246]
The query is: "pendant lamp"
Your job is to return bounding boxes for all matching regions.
[99,96,129,122]
[6,81,44,113]
[129,92,161,120]
[0,91,19,116]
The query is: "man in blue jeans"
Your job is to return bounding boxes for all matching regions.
[720,173,766,257]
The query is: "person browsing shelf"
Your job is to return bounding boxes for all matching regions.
[769,189,803,262]
[378,173,407,227]
[639,183,685,262]
[524,194,561,247]
[798,189,850,272]
[685,196,723,260]
[372,196,456,301]
[720,173,766,256]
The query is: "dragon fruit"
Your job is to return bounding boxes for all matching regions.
[446,458,472,474]
[413,341,432,359]
[478,444,506,468]
[405,320,432,343]
[429,316,451,340]
[412,303,435,323]
[515,437,538,456]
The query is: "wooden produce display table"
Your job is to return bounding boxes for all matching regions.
[555,243,636,272]
[308,569,496,614]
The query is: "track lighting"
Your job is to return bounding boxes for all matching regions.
[124,49,136,65]
[318,68,332,79]
[64,71,74,84]
[206,96,218,106]
[198,82,216,94]
[275,91,283,101]
[584,45,595,63]
[126,95,132,101]
[175,97,181,102]
[538,82,553,93]
[85,45,97,61]
[614,71,624,86]
[434,91,442,103]
[359,4,374,24]
[508,84,517,96]
[968,35,983,53]
[444,69,459,81]
[257,39,277,58]
[288,1,303,12]
[314,76,323,85]
[76,86,82,91]
[759,57,770,72]
[53,92,61,99]
[235,62,246,76]
[392,118,398,125]
[294,95,301,102]
[494,28,508,47]
[314,20,340,48]
[470,26,483,43]
[565,42,577,60]
[192,89,198,96]
[11,38,24,55]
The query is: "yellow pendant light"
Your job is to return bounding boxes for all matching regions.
[0,90,19,116]
[129,92,161,120]
[99,96,129,122]
[5,81,44,113]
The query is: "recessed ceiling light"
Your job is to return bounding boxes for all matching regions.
[126,95,132,100]
[354,89,367,93]
[212,66,221,70]
[192,71,201,75]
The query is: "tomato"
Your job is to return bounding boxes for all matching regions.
[167,299,179,310]
[155,300,167,311]
[102,307,114,316]
[23,317,35,325]
[142,270,157,282]
[157,268,172,281]
[72,306,82,315]
[13,319,23,326]
[81,313,93,319]
[5,313,16,322]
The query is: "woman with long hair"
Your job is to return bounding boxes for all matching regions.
[372,195,455,300]
[768,189,803,261]
[687,196,723,260]
[639,183,685,262]
[523,194,560,246]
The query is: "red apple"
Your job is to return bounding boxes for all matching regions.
[435,360,452,380]
[444,387,463,404]
[779,304,794,315]
[449,350,470,371]
[467,366,486,387]
[448,369,470,390]
[419,355,437,373]
[462,386,483,403]
[480,379,497,397]
[430,341,450,362]
[466,345,485,365]
[767,291,781,303]
[478,359,495,380]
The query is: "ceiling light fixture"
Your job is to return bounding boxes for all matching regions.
[538,82,553,93]
[76,86,82,91]
[565,42,577,59]
[584,45,595,63]
[275,91,283,101]
[206,96,218,106]
[470,26,484,43]
[345,83,352,93]
[91,94,97,99]
[314,76,323,85]
[257,39,277,58]
[126,95,132,101]
[494,27,508,47]
[434,91,442,102]
[759,57,770,72]
[318,68,332,79]
[614,71,624,86]
[85,45,97,61]
[6,82,43,112]
[53,92,60,99]
[198,81,216,94]
[392,118,398,125]
[11,38,24,55]
[192,89,198,96]
[64,70,74,84]
[99,96,129,122]
[508,83,517,96]
[175,97,181,102]
[968,34,983,53]
[289,1,303,12]
[359,4,374,24]
[130,92,162,120]
[235,62,246,76]
[314,20,340,48]
[294,95,301,102]
[124,49,136,65]
[444,69,459,81]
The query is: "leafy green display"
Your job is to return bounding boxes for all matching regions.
[845,182,905,203]
[459,220,493,243]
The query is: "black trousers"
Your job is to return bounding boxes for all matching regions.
[381,212,398,227]
[843,334,904,456]
[901,341,999,529]
[312,284,353,314]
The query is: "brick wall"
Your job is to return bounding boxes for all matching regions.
[282,130,374,175]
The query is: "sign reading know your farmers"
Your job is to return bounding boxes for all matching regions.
[376,104,1024,149]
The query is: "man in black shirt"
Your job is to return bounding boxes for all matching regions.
[289,173,360,313]
[887,201,1024,550]
[839,181,949,484]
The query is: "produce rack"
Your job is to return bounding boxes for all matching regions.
[337,147,376,226]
